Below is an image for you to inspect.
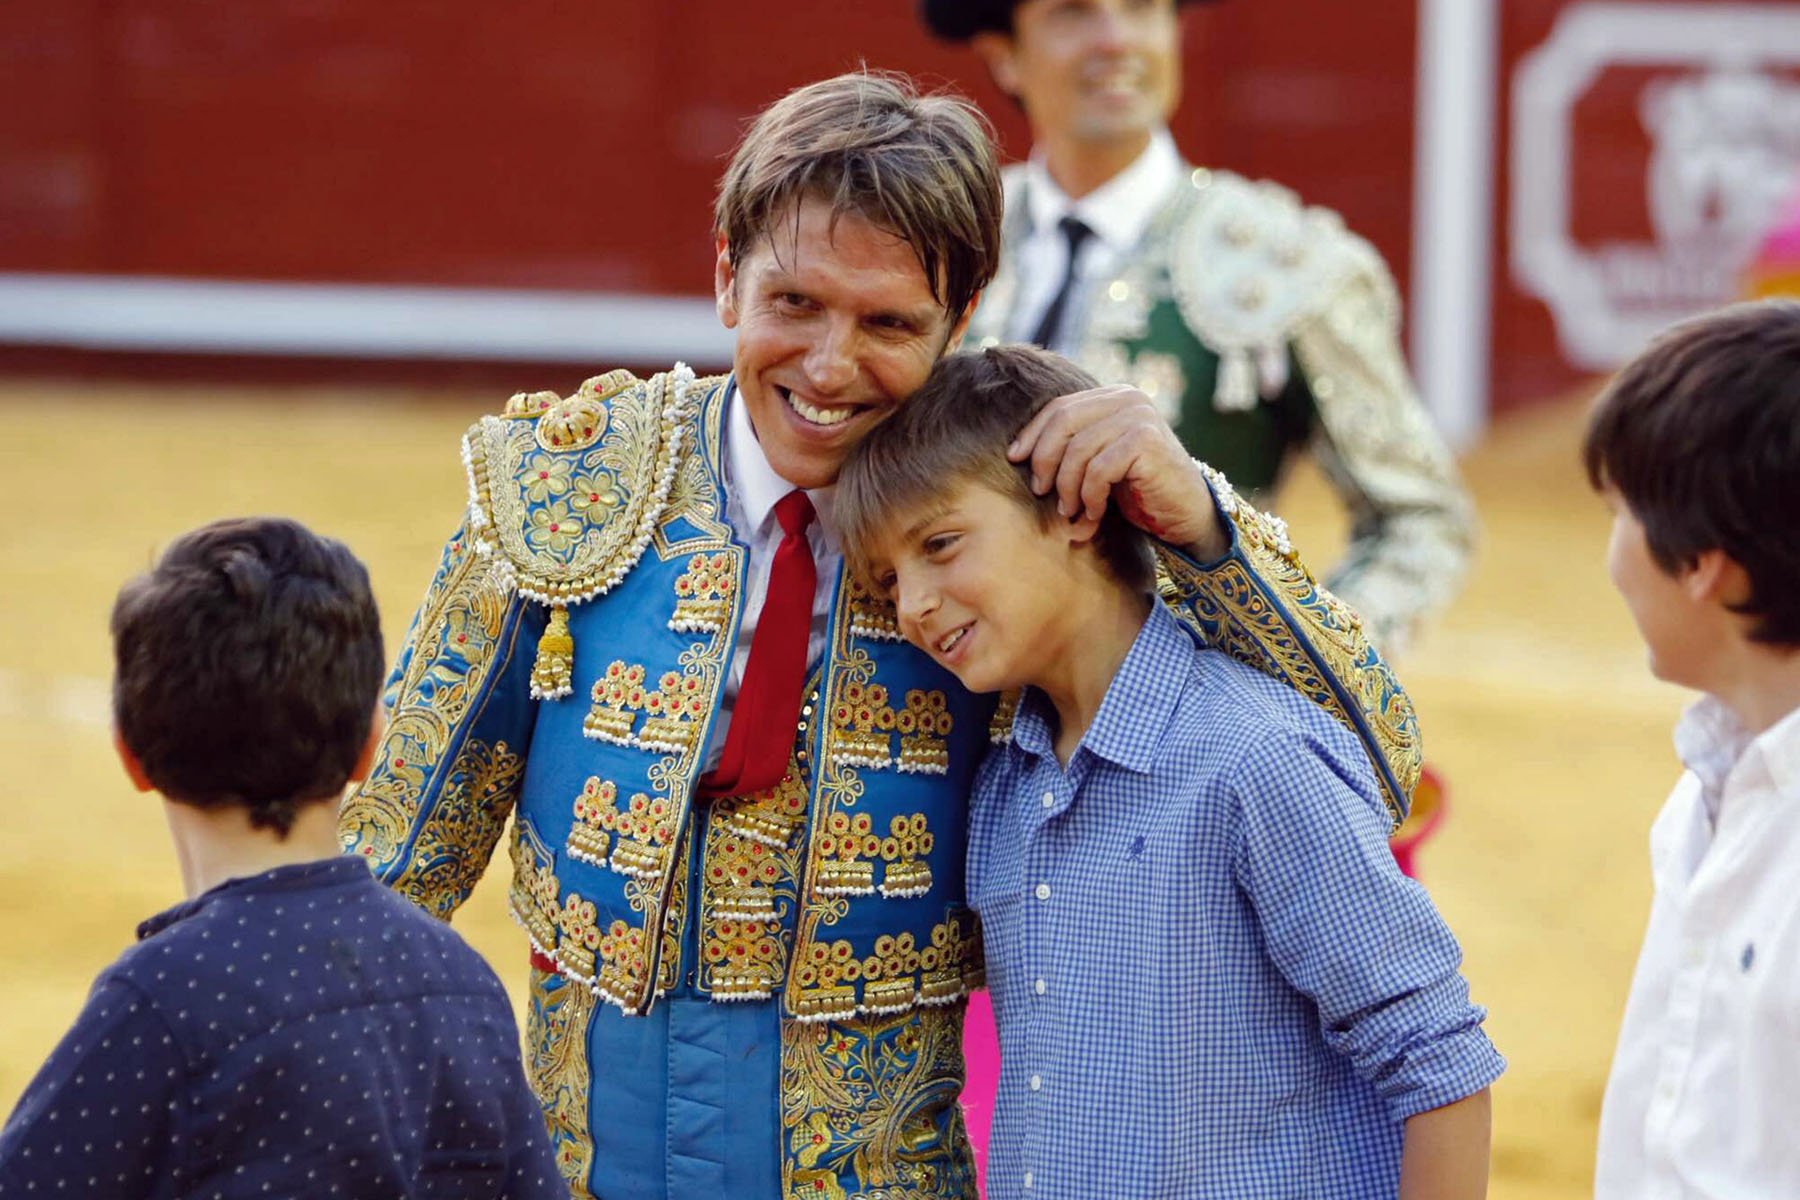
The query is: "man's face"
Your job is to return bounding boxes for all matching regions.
[715,198,972,490]
[1604,491,1713,688]
[868,480,1079,696]
[980,0,1182,152]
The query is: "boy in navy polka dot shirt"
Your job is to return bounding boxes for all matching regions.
[0,517,562,1197]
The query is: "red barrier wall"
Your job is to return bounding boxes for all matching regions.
[0,4,1417,299]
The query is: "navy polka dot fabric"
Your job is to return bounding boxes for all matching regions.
[0,856,563,1197]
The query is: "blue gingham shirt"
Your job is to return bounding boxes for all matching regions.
[969,602,1504,1199]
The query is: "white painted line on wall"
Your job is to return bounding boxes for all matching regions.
[0,273,737,368]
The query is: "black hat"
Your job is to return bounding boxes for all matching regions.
[920,0,1218,42]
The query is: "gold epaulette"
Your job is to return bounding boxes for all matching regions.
[462,365,714,699]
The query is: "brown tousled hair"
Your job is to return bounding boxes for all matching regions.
[111,517,385,836]
[1582,298,1800,645]
[838,344,1155,593]
[714,70,1003,320]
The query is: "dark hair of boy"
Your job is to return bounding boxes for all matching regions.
[838,343,1156,593]
[111,516,385,835]
[1582,297,1800,646]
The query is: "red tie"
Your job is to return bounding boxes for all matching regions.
[699,489,817,799]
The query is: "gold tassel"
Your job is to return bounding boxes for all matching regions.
[530,605,574,700]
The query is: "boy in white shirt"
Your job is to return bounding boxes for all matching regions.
[1588,299,1800,1198]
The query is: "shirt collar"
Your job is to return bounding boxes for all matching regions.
[723,377,838,548]
[1674,694,1800,817]
[136,855,371,941]
[1011,599,1192,775]
[1022,129,1183,256]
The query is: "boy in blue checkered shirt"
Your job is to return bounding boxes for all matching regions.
[838,345,1504,1200]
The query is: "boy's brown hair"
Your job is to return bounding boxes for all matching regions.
[1583,298,1800,645]
[111,516,385,835]
[714,70,1003,320]
[838,344,1155,592]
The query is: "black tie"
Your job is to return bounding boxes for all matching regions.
[1029,216,1096,350]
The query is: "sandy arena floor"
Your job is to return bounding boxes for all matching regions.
[0,374,1683,1197]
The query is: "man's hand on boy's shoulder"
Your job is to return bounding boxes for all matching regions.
[1006,383,1228,560]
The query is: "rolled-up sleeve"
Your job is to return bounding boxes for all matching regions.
[1231,723,1505,1122]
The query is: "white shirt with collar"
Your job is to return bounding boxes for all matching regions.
[703,380,841,770]
[1595,696,1800,1199]
[1007,128,1184,351]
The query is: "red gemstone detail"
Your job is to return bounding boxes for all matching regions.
[549,524,560,532]
[539,471,550,479]
[393,759,405,768]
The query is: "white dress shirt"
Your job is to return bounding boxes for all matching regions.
[702,381,841,769]
[1006,129,1184,351]
[1595,697,1800,1199]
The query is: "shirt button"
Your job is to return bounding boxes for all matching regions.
[1029,1074,1042,1091]
[1024,1171,1034,1190]
[1035,883,1051,901]
[1034,978,1047,996]
[1041,790,1055,809]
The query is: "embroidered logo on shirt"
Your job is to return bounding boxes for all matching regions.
[1742,942,1756,972]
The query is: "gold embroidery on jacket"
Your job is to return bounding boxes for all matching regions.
[509,832,659,1008]
[339,527,519,907]
[788,620,983,1021]
[809,810,933,901]
[669,550,737,634]
[827,680,953,777]
[845,576,905,642]
[582,660,710,755]
[779,1004,977,1198]
[566,777,679,879]
[699,782,806,1000]
[390,738,524,921]
[987,690,1021,745]
[814,811,880,898]
[875,814,935,900]
[526,965,597,1197]
[1156,465,1420,823]
[696,686,817,1001]
[788,913,982,1025]
[470,368,700,607]
[535,379,737,1013]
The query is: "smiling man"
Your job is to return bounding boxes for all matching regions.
[925,0,1474,658]
[339,71,1423,1200]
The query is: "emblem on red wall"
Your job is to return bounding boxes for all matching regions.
[1511,3,1800,369]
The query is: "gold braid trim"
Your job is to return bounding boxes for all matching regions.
[1157,465,1421,824]
[338,524,525,911]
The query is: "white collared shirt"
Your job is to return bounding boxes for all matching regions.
[703,381,841,769]
[1595,696,1800,1199]
[1006,129,1184,351]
